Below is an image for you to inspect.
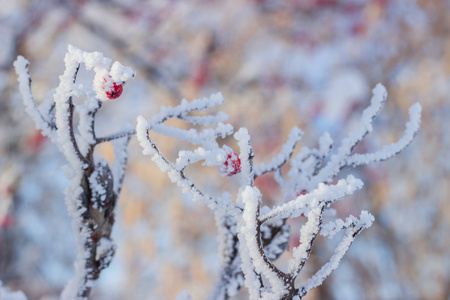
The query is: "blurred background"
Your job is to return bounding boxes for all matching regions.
[0,0,449,299]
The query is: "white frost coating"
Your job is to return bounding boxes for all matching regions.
[67,45,111,102]
[152,122,233,149]
[112,125,132,194]
[16,45,137,300]
[239,186,286,298]
[321,211,374,239]
[95,237,114,261]
[261,175,363,223]
[0,281,28,300]
[176,147,226,170]
[346,102,422,166]
[181,111,229,125]
[138,114,229,209]
[137,93,232,150]
[237,210,262,299]
[109,61,136,82]
[88,162,108,210]
[136,116,156,156]
[13,56,57,141]
[234,128,253,187]
[152,153,173,172]
[65,45,135,102]
[76,97,101,156]
[318,132,333,157]
[147,92,226,129]
[52,49,93,300]
[53,47,85,171]
[288,204,323,275]
[301,211,373,295]
[311,83,387,186]
[254,127,303,176]
[24,45,135,300]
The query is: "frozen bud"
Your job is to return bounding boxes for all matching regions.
[218,145,241,176]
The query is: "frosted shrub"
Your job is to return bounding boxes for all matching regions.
[13,45,230,300]
[14,45,421,300]
[136,85,421,299]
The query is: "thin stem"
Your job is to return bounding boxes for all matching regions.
[67,65,89,165]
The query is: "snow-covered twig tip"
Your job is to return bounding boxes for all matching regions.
[14,56,57,139]
[346,102,422,166]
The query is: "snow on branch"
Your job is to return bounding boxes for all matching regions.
[134,83,420,299]
[15,45,138,300]
[311,84,418,187]
[299,211,374,297]
[346,102,422,166]
[17,44,421,300]
[112,126,133,195]
[288,203,324,278]
[238,186,287,298]
[96,92,230,144]
[136,115,235,211]
[13,56,57,140]
[178,111,229,125]
[151,122,233,149]
[234,128,255,188]
[260,175,363,223]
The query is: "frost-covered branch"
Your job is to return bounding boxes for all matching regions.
[311,84,419,187]
[13,57,57,140]
[260,175,363,223]
[288,203,324,278]
[97,92,231,144]
[346,103,422,166]
[136,99,236,210]
[112,127,133,195]
[15,45,138,300]
[298,211,374,298]
[136,84,420,299]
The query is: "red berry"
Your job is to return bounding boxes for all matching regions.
[219,146,241,176]
[103,76,124,100]
[105,82,123,100]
